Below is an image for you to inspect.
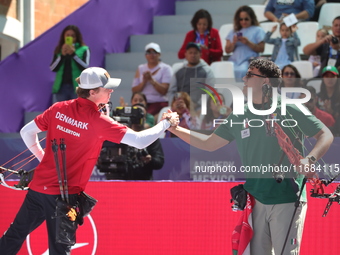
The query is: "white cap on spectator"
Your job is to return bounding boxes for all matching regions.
[145,42,161,53]
[79,67,121,89]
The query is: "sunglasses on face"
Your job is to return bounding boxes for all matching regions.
[245,72,266,79]
[239,17,250,21]
[283,72,296,77]
[145,50,158,55]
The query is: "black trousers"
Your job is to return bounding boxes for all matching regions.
[0,189,78,255]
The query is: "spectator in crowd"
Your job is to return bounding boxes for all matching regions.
[166,92,200,137]
[225,5,265,81]
[300,86,335,129]
[263,23,300,69]
[168,42,214,110]
[104,104,165,180]
[120,92,155,128]
[303,16,340,77]
[132,42,172,116]
[308,28,329,77]
[279,64,304,98]
[178,9,223,65]
[200,93,231,131]
[310,0,326,21]
[334,115,340,136]
[317,66,340,119]
[310,0,340,21]
[264,0,315,22]
[50,25,90,103]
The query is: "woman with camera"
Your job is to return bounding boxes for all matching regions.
[224,6,265,81]
[120,92,155,128]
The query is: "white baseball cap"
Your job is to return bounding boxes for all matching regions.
[78,67,121,89]
[145,42,161,53]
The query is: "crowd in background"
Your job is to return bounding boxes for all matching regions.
[51,2,340,137]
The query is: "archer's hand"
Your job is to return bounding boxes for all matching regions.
[296,158,319,179]
[161,109,179,127]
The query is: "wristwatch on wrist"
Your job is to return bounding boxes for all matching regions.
[307,155,317,164]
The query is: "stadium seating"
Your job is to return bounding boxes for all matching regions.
[210,61,235,79]
[249,4,267,23]
[291,61,314,79]
[172,62,184,74]
[306,79,322,93]
[296,22,319,55]
[318,3,340,29]
[218,23,233,56]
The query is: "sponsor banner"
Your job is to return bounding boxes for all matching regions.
[0,182,339,255]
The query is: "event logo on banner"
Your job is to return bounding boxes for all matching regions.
[26,215,97,255]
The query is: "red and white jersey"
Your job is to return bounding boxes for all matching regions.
[31,97,127,194]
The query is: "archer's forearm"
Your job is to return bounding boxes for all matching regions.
[20,120,45,162]
[169,126,229,151]
[308,126,334,160]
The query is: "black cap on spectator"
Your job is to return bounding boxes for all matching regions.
[186,42,201,51]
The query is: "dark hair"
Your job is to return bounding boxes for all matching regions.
[319,75,340,101]
[333,16,340,23]
[131,92,148,106]
[191,9,213,31]
[131,92,147,103]
[249,59,282,87]
[279,23,292,33]
[202,93,225,124]
[234,6,259,31]
[282,64,301,78]
[281,64,303,88]
[171,91,191,110]
[186,42,201,51]
[54,25,86,54]
[305,86,317,97]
